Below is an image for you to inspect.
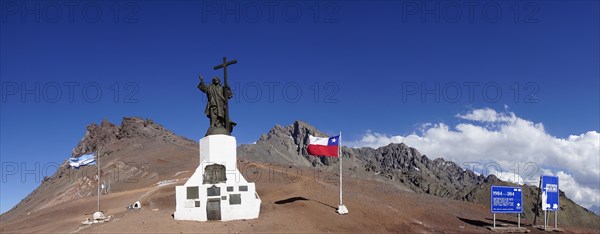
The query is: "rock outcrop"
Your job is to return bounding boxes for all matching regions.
[238,120,334,167]
[71,117,182,157]
[71,119,119,157]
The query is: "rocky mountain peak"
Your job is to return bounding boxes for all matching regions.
[260,120,327,142]
[238,120,337,167]
[71,117,176,157]
[289,120,328,149]
[290,120,326,136]
[71,119,119,157]
[118,117,172,139]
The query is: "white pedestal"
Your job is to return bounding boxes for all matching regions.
[174,135,261,221]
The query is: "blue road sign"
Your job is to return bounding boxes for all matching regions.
[541,175,559,211]
[491,186,523,213]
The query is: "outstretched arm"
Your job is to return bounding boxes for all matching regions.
[197,74,207,92]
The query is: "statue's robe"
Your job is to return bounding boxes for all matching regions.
[198,83,229,121]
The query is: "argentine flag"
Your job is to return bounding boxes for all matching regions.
[69,154,96,169]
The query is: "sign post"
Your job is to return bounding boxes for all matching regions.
[541,175,559,230]
[491,186,523,229]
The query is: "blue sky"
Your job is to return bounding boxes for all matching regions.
[1,1,599,214]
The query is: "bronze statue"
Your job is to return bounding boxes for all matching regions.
[198,57,237,136]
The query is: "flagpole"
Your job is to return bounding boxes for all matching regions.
[97,153,100,213]
[339,131,342,206]
[337,132,348,215]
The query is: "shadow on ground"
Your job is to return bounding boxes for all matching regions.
[459,216,525,228]
[274,197,309,204]
[458,217,491,227]
[485,217,520,225]
[274,196,337,210]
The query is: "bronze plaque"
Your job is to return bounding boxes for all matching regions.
[187,186,199,199]
[207,185,220,196]
[204,164,226,184]
[229,194,241,205]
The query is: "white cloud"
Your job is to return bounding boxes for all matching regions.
[455,107,517,122]
[349,107,600,210]
[488,168,525,185]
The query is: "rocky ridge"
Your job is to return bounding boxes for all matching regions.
[71,117,189,157]
[238,121,600,228]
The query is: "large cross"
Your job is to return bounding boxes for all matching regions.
[213,57,237,132]
[213,57,237,88]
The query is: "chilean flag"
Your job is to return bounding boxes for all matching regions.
[307,135,339,157]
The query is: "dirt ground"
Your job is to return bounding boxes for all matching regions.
[1,162,598,233]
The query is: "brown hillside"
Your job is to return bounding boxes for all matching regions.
[1,118,598,233]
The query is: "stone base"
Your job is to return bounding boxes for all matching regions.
[174,135,261,221]
[173,171,261,221]
[205,126,230,136]
[337,205,348,215]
